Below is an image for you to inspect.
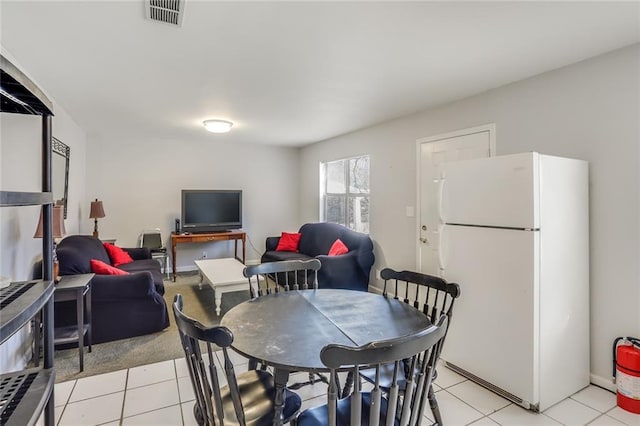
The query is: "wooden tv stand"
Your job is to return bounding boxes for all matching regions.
[170,231,246,281]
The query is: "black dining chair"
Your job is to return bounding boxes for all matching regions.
[243,259,326,389]
[243,258,321,297]
[347,268,461,425]
[172,294,302,425]
[295,315,448,426]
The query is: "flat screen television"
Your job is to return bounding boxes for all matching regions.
[181,189,242,233]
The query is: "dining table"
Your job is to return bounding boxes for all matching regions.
[220,288,432,425]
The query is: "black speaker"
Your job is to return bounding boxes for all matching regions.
[175,218,180,234]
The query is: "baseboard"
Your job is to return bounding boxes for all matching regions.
[590,373,616,392]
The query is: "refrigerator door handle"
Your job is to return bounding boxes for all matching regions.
[438,175,446,223]
[438,223,446,275]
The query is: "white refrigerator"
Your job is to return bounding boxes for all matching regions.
[438,152,590,411]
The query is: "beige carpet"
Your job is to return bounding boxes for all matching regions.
[54,272,250,383]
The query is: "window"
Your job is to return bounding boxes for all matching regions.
[320,155,370,233]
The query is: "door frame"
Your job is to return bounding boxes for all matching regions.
[415,124,497,271]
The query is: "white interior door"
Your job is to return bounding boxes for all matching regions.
[417,125,494,275]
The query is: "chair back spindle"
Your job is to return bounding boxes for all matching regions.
[244,259,321,298]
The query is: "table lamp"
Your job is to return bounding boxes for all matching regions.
[89,198,105,238]
[34,205,67,282]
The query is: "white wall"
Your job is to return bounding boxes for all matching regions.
[84,136,299,270]
[299,44,640,389]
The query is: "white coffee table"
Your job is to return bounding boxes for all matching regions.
[195,258,252,316]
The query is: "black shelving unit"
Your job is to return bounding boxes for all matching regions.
[1,54,56,426]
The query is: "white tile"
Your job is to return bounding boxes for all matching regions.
[177,376,195,403]
[127,359,176,389]
[436,390,484,425]
[58,391,124,426]
[174,357,189,378]
[123,379,180,418]
[490,404,562,425]
[572,385,617,413]
[589,414,628,425]
[68,369,127,402]
[288,372,329,401]
[54,380,75,406]
[606,406,640,425]
[434,365,467,389]
[470,417,500,425]
[448,380,511,415]
[122,404,184,425]
[544,398,601,425]
[181,402,199,426]
[101,422,120,426]
[55,405,64,424]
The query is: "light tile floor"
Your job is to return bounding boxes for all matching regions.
[53,352,639,426]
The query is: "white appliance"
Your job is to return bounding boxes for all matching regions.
[438,152,589,411]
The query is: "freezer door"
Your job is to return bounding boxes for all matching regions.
[442,152,539,229]
[440,225,540,406]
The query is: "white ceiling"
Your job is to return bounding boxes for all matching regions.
[1,1,639,147]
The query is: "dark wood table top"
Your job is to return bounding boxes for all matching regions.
[221,289,431,372]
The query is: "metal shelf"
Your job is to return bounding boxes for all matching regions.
[0,191,53,207]
[0,367,55,426]
[0,55,53,115]
[0,280,54,345]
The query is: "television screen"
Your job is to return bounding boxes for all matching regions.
[181,190,242,233]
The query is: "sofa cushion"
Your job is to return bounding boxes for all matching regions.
[103,243,134,266]
[262,251,314,263]
[58,235,112,274]
[328,239,349,256]
[298,222,364,257]
[90,259,129,275]
[276,232,302,252]
[118,259,165,295]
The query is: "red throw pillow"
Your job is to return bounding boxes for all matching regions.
[103,243,134,266]
[90,259,129,275]
[276,232,302,252]
[328,239,349,256]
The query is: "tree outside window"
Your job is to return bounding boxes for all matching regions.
[321,155,370,233]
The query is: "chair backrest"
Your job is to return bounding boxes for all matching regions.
[172,294,245,426]
[243,259,321,297]
[140,228,163,250]
[381,268,460,331]
[321,315,448,426]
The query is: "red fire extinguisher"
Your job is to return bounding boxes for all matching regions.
[613,337,640,414]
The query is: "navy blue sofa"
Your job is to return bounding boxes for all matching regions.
[261,222,375,291]
[55,235,169,344]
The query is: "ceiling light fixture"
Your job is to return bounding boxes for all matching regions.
[203,119,233,133]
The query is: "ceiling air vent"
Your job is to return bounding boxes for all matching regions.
[145,0,185,27]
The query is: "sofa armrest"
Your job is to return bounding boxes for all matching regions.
[316,251,370,291]
[265,236,281,252]
[91,271,157,300]
[123,247,151,260]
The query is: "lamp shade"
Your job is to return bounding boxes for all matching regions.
[34,205,66,239]
[89,199,105,219]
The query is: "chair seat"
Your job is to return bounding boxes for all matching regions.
[219,369,302,425]
[295,393,394,426]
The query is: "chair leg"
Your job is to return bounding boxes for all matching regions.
[341,371,354,398]
[428,384,443,426]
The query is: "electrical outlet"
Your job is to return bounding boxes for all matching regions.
[375,269,381,280]
[202,251,207,259]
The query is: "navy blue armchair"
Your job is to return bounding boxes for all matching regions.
[55,235,169,344]
[261,222,375,291]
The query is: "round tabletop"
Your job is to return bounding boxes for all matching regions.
[220,289,431,372]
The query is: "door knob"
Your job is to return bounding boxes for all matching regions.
[422,225,427,231]
[420,237,428,244]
